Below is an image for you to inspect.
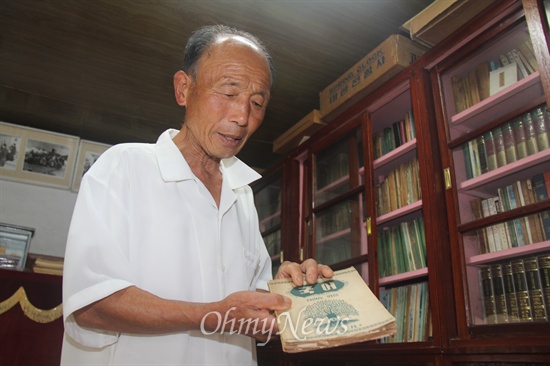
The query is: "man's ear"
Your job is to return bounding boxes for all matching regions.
[174,70,191,106]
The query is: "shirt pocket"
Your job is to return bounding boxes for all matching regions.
[242,248,260,290]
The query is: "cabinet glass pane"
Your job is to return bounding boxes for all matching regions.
[379,281,431,343]
[466,250,550,326]
[455,106,550,225]
[255,177,282,232]
[440,22,540,141]
[314,197,365,266]
[314,130,363,206]
[263,229,281,278]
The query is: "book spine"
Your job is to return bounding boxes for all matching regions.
[502,122,518,164]
[477,135,488,174]
[523,112,540,156]
[537,254,550,319]
[540,211,550,241]
[484,131,498,171]
[511,259,533,321]
[532,106,550,151]
[512,118,528,159]
[503,262,520,322]
[480,267,497,324]
[510,49,529,78]
[532,173,549,202]
[523,257,547,321]
[491,264,509,323]
[463,143,473,180]
[493,126,507,167]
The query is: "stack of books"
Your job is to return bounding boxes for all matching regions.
[32,257,64,276]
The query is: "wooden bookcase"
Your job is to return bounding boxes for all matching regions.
[423,0,550,356]
[254,0,550,364]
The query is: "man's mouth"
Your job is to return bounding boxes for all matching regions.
[219,133,243,146]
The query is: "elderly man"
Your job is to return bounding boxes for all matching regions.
[61,25,332,365]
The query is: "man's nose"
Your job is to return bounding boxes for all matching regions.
[230,96,250,127]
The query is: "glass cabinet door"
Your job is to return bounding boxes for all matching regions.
[368,81,431,343]
[310,127,367,277]
[435,11,550,328]
[254,174,282,278]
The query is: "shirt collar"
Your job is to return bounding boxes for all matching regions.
[155,129,262,189]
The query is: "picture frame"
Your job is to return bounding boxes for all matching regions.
[0,223,35,271]
[71,140,111,192]
[0,122,79,189]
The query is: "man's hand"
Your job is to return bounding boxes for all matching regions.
[275,258,334,286]
[206,291,291,343]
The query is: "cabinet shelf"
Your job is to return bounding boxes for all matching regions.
[379,267,428,286]
[449,72,543,137]
[376,200,423,226]
[316,227,351,245]
[457,148,550,193]
[373,139,417,170]
[466,240,550,265]
[259,211,281,232]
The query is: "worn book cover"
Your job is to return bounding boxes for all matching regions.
[268,267,397,353]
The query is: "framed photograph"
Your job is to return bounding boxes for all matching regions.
[0,223,35,271]
[0,122,24,172]
[0,122,79,189]
[72,140,111,192]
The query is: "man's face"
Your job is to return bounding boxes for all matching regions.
[179,37,271,160]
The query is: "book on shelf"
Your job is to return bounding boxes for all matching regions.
[373,112,416,160]
[503,262,521,322]
[470,171,549,254]
[538,254,550,317]
[378,216,426,277]
[511,258,534,322]
[375,157,421,216]
[268,267,397,353]
[479,254,550,325]
[518,39,539,74]
[480,267,497,324]
[532,106,550,151]
[380,282,430,343]
[523,256,547,321]
[462,106,549,180]
[479,257,548,324]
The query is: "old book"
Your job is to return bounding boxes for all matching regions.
[476,135,489,175]
[502,262,520,322]
[537,254,550,319]
[502,122,518,164]
[523,257,547,321]
[511,259,533,321]
[475,62,491,101]
[480,267,497,324]
[268,267,397,353]
[509,49,529,78]
[532,107,550,151]
[484,131,498,172]
[493,126,507,168]
[514,47,535,74]
[523,112,540,156]
[490,264,508,323]
[512,118,528,159]
[518,40,539,73]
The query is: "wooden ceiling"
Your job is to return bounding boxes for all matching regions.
[0,0,434,170]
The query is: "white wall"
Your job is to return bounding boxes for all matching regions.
[0,179,77,257]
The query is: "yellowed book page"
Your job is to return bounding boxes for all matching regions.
[268,267,396,353]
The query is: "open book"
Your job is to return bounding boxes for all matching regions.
[268,267,397,353]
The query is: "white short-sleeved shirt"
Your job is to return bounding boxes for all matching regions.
[61,129,272,365]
